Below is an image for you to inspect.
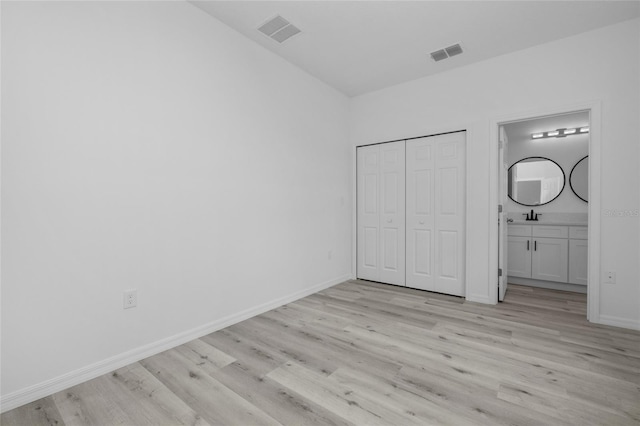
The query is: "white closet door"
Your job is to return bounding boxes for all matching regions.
[357,144,381,282]
[406,138,435,289]
[406,132,465,296]
[357,141,405,286]
[379,141,405,285]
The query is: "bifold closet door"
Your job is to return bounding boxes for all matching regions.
[357,141,406,285]
[406,132,465,296]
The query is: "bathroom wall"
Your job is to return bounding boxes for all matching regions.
[506,120,589,215]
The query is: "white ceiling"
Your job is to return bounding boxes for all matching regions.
[503,111,590,143]
[189,1,640,97]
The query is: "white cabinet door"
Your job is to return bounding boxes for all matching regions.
[507,236,532,278]
[406,132,465,296]
[532,238,568,283]
[569,239,588,285]
[356,141,405,286]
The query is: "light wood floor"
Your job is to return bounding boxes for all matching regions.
[3,281,640,425]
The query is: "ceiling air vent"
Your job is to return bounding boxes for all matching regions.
[430,43,464,62]
[445,44,463,57]
[258,15,301,44]
[430,49,448,62]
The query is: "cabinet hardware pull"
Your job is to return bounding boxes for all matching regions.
[527,240,530,251]
[534,240,537,251]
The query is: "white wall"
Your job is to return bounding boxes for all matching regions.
[350,19,640,324]
[507,132,589,213]
[1,1,351,405]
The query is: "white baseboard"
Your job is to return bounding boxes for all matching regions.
[0,274,350,413]
[507,277,587,294]
[596,314,640,331]
[466,294,496,305]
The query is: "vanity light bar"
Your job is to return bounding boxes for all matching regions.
[531,127,589,140]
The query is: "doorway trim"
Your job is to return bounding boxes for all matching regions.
[489,100,601,322]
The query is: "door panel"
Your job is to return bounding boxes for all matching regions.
[531,237,568,283]
[569,239,588,285]
[507,236,532,278]
[379,141,405,285]
[434,134,465,296]
[498,126,509,301]
[406,138,435,289]
[383,228,398,270]
[413,230,431,275]
[357,141,405,286]
[363,227,378,268]
[383,173,398,213]
[414,170,431,214]
[364,174,378,214]
[357,145,380,281]
[438,230,458,279]
[407,132,465,296]
[438,167,458,215]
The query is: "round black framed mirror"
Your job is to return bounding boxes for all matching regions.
[569,155,588,202]
[508,157,565,206]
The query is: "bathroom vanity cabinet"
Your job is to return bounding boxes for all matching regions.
[507,224,587,287]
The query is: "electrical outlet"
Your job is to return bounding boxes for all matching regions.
[605,271,616,284]
[123,289,137,309]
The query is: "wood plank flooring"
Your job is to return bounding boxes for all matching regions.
[3,281,640,425]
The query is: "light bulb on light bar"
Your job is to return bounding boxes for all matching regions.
[531,126,589,140]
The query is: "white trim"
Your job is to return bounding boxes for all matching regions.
[0,274,350,413]
[508,277,587,294]
[351,144,357,280]
[598,315,640,331]
[586,105,602,323]
[466,294,495,304]
[463,125,475,303]
[488,100,602,323]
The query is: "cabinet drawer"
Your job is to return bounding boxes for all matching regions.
[508,225,532,237]
[532,226,568,238]
[569,226,588,240]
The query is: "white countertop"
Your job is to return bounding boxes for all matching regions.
[508,220,587,226]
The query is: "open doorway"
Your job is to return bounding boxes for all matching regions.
[497,111,590,311]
